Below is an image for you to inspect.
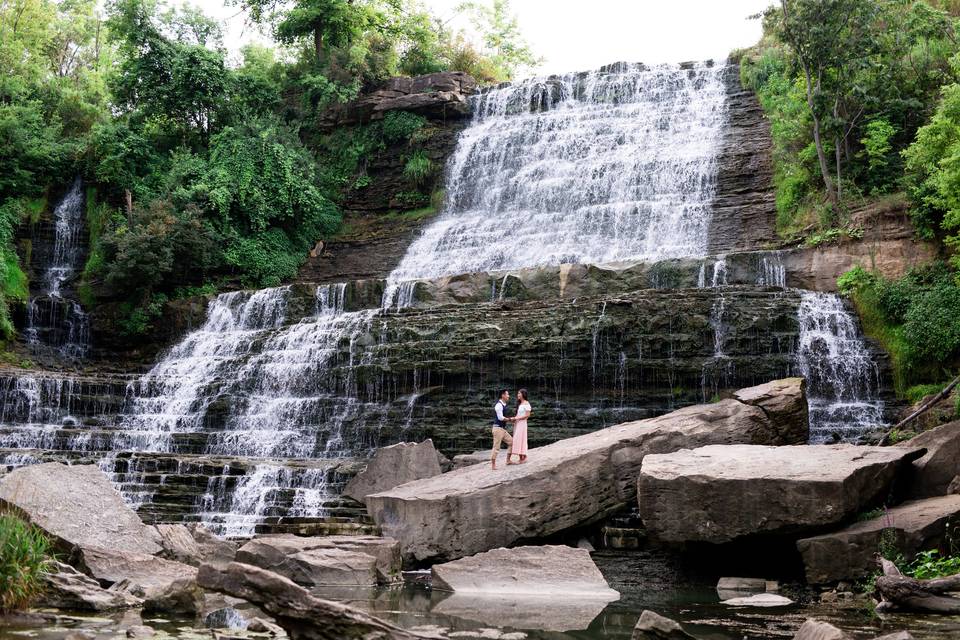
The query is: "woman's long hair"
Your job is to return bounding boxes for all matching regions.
[518,388,528,402]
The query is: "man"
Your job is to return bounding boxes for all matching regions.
[491,388,513,470]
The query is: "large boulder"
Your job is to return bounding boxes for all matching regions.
[77,548,204,614]
[431,545,618,599]
[797,495,960,584]
[38,561,142,611]
[343,440,443,503]
[236,534,401,585]
[637,444,922,543]
[367,379,808,563]
[898,421,960,498]
[197,562,426,640]
[155,523,237,567]
[0,463,162,556]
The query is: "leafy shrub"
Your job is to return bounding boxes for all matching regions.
[403,150,434,185]
[0,514,50,612]
[903,282,960,363]
[839,262,960,392]
[381,111,426,144]
[119,293,168,337]
[0,199,30,341]
[905,549,960,579]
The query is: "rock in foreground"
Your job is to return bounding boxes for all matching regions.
[78,548,203,614]
[797,495,960,583]
[39,561,142,611]
[0,463,162,556]
[899,421,960,498]
[631,610,696,639]
[236,534,401,585]
[431,545,618,599]
[197,561,425,640]
[343,440,443,503]
[638,444,921,543]
[367,379,808,562]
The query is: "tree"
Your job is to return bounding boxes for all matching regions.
[457,0,539,81]
[774,0,877,205]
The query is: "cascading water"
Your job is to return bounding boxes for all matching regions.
[384,61,730,305]
[25,177,90,359]
[795,291,886,443]
[112,283,382,533]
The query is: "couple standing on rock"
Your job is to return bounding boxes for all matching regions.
[490,388,532,469]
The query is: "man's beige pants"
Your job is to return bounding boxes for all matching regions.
[491,426,513,460]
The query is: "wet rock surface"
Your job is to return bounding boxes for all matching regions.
[430,545,618,598]
[707,65,777,254]
[637,444,922,543]
[797,495,960,584]
[197,561,426,640]
[366,379,808,563]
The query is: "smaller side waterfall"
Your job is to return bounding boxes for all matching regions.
[795,292,886,443]
[25,177,90,360]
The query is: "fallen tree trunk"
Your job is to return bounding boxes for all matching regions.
[879,376,960,445]
[875,557,960,614]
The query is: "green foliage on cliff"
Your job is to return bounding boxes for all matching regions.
[839,263,960,392]
[0,0,537,336]
[740,0,960,239]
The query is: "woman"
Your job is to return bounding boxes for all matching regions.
[507,389,531,464]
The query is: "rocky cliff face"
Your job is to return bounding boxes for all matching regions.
[298,72,476,284]
[707,64,777,254]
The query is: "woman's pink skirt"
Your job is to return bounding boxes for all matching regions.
[511,420,528,455]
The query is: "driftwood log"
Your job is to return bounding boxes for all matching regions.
[875,557,960,614]
[879,375,960,445]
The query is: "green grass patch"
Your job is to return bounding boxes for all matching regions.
[0,513,51,612]
[904,382,949,405]
[23,197,46,225]
[848,286,915,396]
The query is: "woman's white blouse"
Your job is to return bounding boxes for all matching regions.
[516,402,531,419]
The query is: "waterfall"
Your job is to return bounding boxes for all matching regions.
[795,292,886,443]
[25,177,90,359]
[384,61,730,305]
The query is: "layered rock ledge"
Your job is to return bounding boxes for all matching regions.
[366,378,808,564]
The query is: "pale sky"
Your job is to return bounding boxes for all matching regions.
[196,0,773,77]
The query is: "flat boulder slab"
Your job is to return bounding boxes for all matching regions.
[797,495,960,584]
[78,548,203,614]
[197,561,426,640]
[721,593,794,607]
[38,561,142,611]
[638,444,922,544]
[367,378,808,563]
[898,421,960,498]
[0,463,162,556]
[343,440,442,503]
[431,545,618,599]
[236,534,401,585]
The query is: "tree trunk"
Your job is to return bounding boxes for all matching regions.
[314,28,323,60]
[800,66,838,205]
[875,556,960,614]
[125,189,133,226]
